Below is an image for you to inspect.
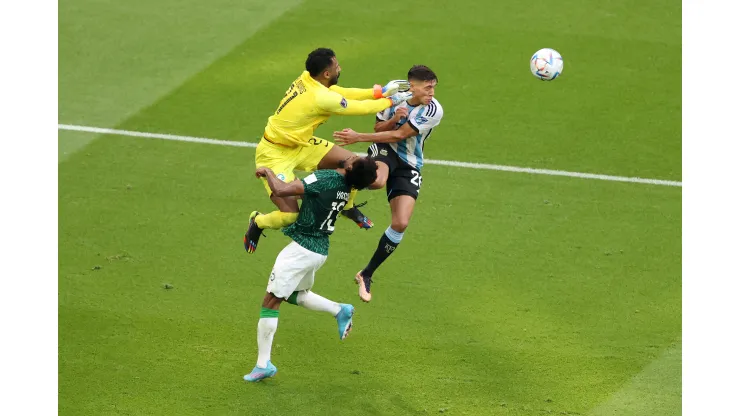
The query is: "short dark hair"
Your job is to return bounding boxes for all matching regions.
[408,65,438,82]
[344,157,378,190]
[305,48,336,77]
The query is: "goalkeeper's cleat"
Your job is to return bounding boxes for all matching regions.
[335,304,355,340]
[243,361,277,382]
[244,211,265,254]
[354,271,373,303]
[341,202,374,229]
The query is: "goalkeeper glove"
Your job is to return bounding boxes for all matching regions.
[373,80,411,98]
[387,91,413,106]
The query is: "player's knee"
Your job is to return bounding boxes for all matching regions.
[262,292,283,309]
[370,178,385,190]
[370,173,387,189]
[391,219,409,233]
[296,290,310,305]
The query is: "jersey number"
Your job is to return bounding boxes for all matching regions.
[275,80,306,115]
[320,201,346,232]
[308,137,329,147]
[410,170,422,188]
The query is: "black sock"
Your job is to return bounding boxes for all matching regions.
[362,232,400,278]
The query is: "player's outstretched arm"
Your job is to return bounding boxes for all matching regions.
[333,123,417,145]
[330,80,410,100]
[317,90,390,116]
[329,86,375,100]
[256,167,305,197]
[317,91,412,117]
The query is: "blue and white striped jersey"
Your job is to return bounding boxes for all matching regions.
[376,97,443,171]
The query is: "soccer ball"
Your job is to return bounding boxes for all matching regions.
[530,48,564,81]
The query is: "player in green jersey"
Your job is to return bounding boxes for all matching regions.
[243,157,378,382]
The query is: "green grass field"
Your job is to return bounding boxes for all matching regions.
[59,0,681,414]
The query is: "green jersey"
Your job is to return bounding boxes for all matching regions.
[283,170,351,255]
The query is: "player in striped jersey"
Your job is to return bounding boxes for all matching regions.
[333,65,443,302]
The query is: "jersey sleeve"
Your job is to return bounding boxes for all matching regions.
[408,101,444,134]
[301,170,336,196]
[329,85,375,100]
[315,89,391,116]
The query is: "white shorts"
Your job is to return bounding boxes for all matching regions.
[266,241,328,299]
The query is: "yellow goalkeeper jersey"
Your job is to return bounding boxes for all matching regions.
[263,71,392,147]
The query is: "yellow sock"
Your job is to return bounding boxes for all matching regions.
[343,188,358,210]
[255,211,299,230]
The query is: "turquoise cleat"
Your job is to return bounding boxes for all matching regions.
[336,304,354,340]
[243,360,277,382]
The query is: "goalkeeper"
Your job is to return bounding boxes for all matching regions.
[245,47,410,254]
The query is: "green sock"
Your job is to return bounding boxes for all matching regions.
[286,291,300,305]
[260,306,280,318]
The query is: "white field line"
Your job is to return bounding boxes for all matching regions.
[58,124,682,187]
